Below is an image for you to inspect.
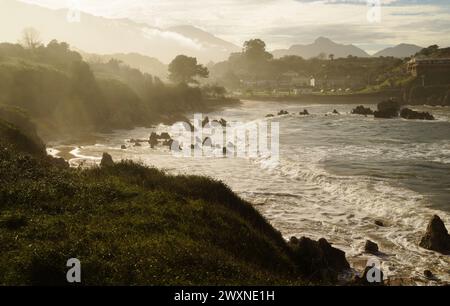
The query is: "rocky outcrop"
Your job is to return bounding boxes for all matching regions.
[288,236,350,281]
[419,215,450,254]
[332,109,340,115]
[278,110,289,116]
[364,240,379,254]
[121,145,127,150]
[100,152,114,168]
[351,105,374,116]
[374,99,401,119]
[266,114,274,118]
[400,108,435,120]
[299,109,309,116]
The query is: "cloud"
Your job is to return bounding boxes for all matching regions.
[18,0,450,52]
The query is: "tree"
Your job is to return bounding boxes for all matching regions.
[243,39,273,62]
[21,27,42,49]
[168,55,209,84]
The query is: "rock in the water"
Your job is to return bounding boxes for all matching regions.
[364,240,379,254]
[419,215,450,254]
[100,152,114,167]
[266,114,274,118]
[374,99,400,119]
[160,132,171,140]
[219,118,227,127]
[121,145,126,150]
[352,105,374,116]
[375,220,385,227]
[134,142,141,147]
[424,270,434,279]
[288,236,350,281]
[400,108,435,120]
[278,110,289,116]
[332,109,340,114]
[299,109,309,116]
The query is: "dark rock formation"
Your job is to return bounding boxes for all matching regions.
[278,110,289,116]
[351,105,374,116]
[364,240,379,254]
[374,99,400,119]
[419,215,450,254]
[266,114,274,118]
[149,132,159,148]
[219,118,227,127]
[100,152,114,168]
[375,220,385,227]
[160,132,171,140]
[121,145,126,150]
[288,236,350,281]
[299,109,309,116]
[424,270,434,279]
[332,109,340,114]
[162,139,174,147]
[400,108,435,120]
[134,142,141,147]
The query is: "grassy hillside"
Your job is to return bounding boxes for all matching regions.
[0,41,234,141]
[0,112,352,286]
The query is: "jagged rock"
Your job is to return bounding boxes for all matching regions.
[288,236,350,281]
[219,118,227,127]
[419,215,450,254]
[400,108,435,120]
[160,132,171,140]
[266,114,274,118]
[332,109,340,114]
[364,240,379,254]
[121,145,126,150]
[352,105,374,116]
[162,139,174,147]
[299,109,309,116]
[149,132,159,148]
[100,152,114,167]
[374,99,400,119]
[278,110,289,116]
[424,270,434,279]
[375,220,385,227]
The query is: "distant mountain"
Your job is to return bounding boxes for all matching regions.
[272,37,370,59]
[167,25,240,54]
[373,44,423,58]
[81,51,168,80]
[0,0,238,63]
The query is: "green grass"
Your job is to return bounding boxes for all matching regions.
[0,144,308,285]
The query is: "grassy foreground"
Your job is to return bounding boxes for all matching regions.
[0,119,310,286]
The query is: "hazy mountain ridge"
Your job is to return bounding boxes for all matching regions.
[373,43,423,58]
[272,37,370,59]
[0,0,239,63]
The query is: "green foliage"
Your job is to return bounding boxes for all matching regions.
[0,41,232,140]
[0,144,304,285]
[168,55,209,84]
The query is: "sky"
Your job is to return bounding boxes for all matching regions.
[18,0,450,53]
